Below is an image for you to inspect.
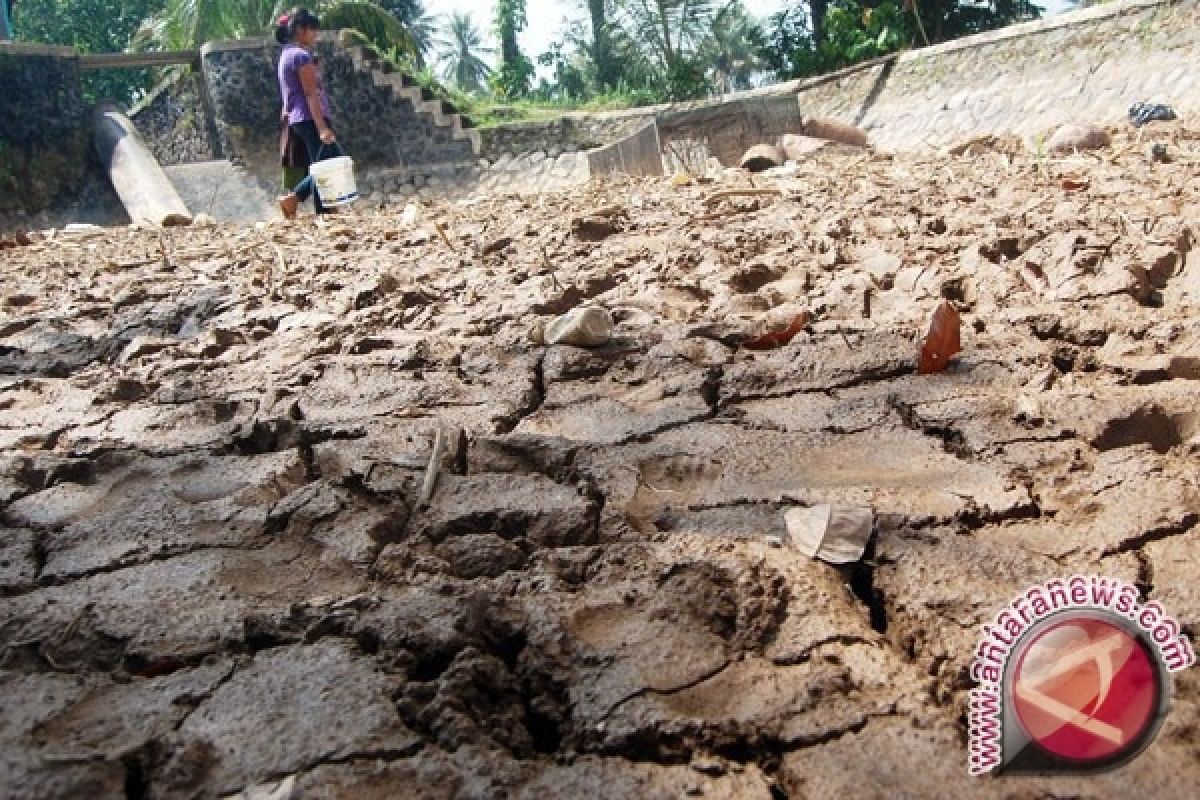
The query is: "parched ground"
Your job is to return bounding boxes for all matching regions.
[2,123,1199,799]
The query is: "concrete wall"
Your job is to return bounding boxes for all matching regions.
[588,122,665,179]
[790,0,1200,152]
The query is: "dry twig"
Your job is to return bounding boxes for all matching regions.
[703,188,783,206]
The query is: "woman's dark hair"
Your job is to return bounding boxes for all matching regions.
[275,8,319,45]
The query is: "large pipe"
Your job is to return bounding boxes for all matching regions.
[92,104,192,227]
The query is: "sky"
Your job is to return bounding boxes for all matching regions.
[426,0,1073,70]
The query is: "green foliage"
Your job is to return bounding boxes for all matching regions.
[439,11,492,94]
[492,0,531,99]
[763,0,1042,80]
[376,0,421,24]
[698,1,766,93]
[491,55,534,101]
[397,2,443,69]
[322,1,416,58]
[14,0,166,104]
[133,0,282,52]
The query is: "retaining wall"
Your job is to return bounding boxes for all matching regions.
[793,0,1200,151]
[477,0,1198,167]
[200,35,477,192]
[479,113,651,163]
[0,43,88,212]
[0,42,125,230]
[131,68,221,166]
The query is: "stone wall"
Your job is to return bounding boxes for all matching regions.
[0,43,91,214]
[479,113,651,164]
[199,35,477,192]
[131,68,220,166]
[355,162,482,207]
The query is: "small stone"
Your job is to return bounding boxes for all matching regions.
[1044,122,1111,154]
[572,215,621,242]
[543,306,614,348]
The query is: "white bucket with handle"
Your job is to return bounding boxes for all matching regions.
[308,156,358,206]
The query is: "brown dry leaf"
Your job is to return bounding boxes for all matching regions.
[1062,178,1090,192]
[918,301,961,374]
[744,311,812,350]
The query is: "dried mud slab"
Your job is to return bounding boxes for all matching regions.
[2,123,1199,797]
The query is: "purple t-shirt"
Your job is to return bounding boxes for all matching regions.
[278,44,332,125]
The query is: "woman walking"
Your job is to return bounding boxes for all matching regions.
[276,8,341,218]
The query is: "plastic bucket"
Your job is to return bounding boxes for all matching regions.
[308,156,358,206]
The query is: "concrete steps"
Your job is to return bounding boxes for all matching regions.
[345,47,482,156]
[165,160,280,223]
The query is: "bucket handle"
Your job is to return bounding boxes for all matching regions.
[315,143,342,161]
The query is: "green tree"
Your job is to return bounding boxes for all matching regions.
[14,0,167,104]
[439,11,492,94]
[492,0,533,99]
[912,0,1040,44]
[621,0,713,76]
[377,0,420,23]
[616,0,717,99]
[763,0,1040,80]
[584,0,619,90]
[698,1,766,94]
[134,0,283,51]
[378,0,441,67]
[322,1,417,57]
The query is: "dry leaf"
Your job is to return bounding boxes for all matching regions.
[744,311,812,350]
[918,301,962,374]
[1061,178,1090,192]
[784,505,874,564]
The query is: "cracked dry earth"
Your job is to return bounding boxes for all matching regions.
[3,122,1200,800]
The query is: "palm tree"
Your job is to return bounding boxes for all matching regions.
[699,1,765,94]
[439,11,493,93]
[321,1,417,58]
[405,3,444,68]
[135,0,417,53]
[135,0,284,51]
[619,0,714,73]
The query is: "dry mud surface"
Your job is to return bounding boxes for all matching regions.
[2,124,1200,798]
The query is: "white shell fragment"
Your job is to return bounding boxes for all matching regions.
[784,504,874,564]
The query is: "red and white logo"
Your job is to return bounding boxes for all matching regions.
[969,576,1194,775]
